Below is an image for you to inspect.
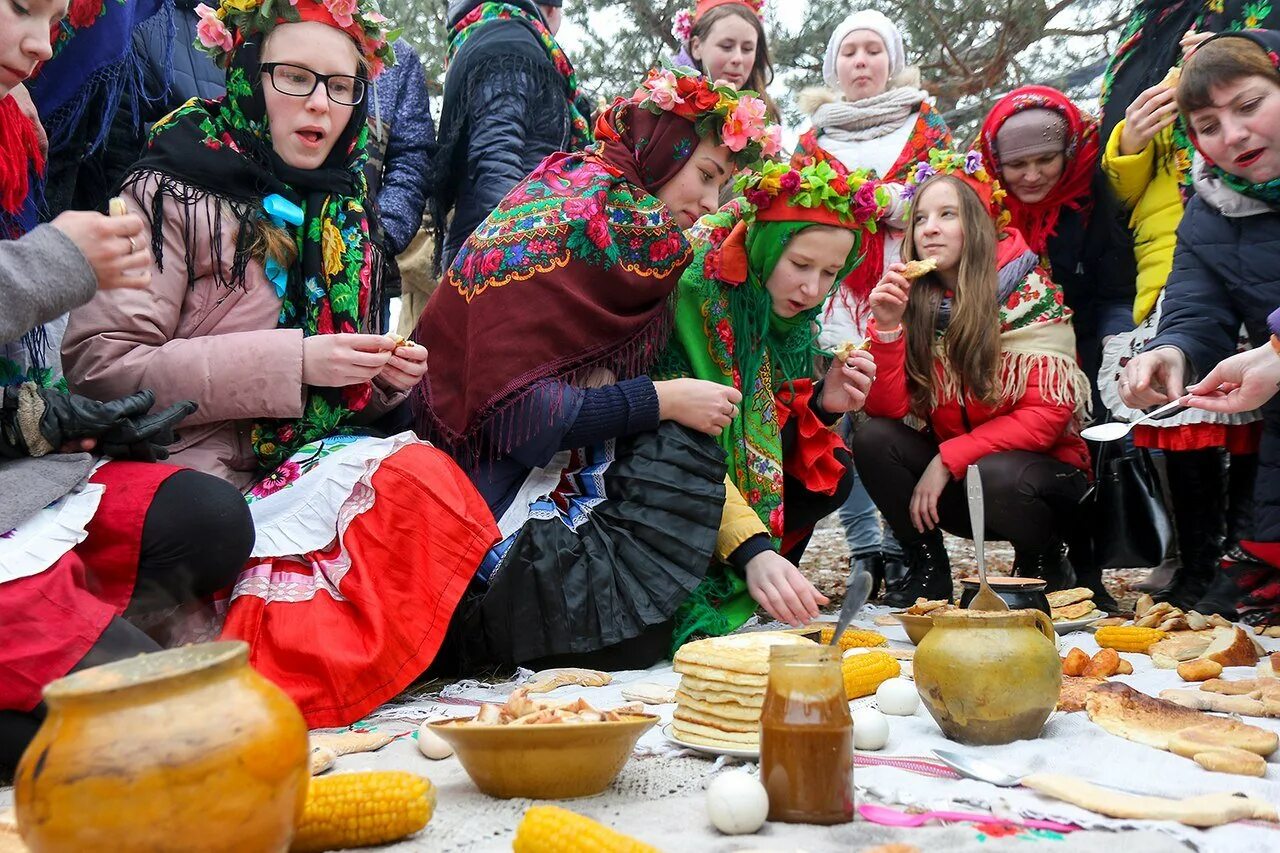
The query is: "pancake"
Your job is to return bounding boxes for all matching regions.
[671,722,759,749]
[672,719,760,745]
[675,707,760,734]
[677,674,762,696]
[1047,587,1094,609]
[671,661,769,687]
[677,682,765,708]
[675,690,762,722]
[1053,600,1098,621]
[674,632,815,676]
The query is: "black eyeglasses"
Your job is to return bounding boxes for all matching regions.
[260,63,368,106]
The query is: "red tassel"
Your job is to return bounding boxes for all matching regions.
[0,96,44,216]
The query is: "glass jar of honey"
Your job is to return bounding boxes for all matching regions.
[759,644,853,824]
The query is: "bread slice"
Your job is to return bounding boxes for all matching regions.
[1085,682,1278,756]
[1201,626,1259,668]
[1150,632,1213,669]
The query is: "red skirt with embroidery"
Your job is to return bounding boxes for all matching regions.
[1132,421,1262,453]
[219,444,498,729]
[0,461,181,712]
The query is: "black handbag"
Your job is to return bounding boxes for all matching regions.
[1083,439,1174,570]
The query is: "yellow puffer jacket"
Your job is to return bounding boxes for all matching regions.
[1101,120,1189,325]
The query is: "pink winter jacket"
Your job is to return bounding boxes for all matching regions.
[62,176,405,489]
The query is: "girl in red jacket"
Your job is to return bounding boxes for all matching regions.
[854,150,1092,606]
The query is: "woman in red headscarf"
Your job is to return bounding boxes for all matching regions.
[414,67,792,669]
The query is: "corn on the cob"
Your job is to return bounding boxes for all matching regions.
[1095,626,1166,654]
[290,771,435,853]
[512,806,658,853]
[819,626,888,650]
[841,651,900,699]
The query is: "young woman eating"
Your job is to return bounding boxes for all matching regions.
[791,9,952,599]
[673,0,780,119]
[414,68,785,668]
[655,160,877,646]
[1,0,252,770]
[1120,31,1280,627]
[856,151,1093,605]
[62,0,500,727]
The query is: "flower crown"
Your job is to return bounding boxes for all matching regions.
[735,160,887,230]
[195,0,399,78]
[902,148,1011,229]
[673,0,765,42]
[637,66,781,164]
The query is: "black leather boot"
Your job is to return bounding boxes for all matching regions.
[1013,540,1077,593]
[848,552,886,600]
[884,533,952,608]
[1191,565,1242,618]
[1066,533,1119,613]
[1155,450,1227,610]
[882,552,907,596]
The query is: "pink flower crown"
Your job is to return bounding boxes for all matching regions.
[635,67,781,164]
[195,0,398,78]
[673,0,765,42]
[736,160,886,230]
[902,148,1011,229]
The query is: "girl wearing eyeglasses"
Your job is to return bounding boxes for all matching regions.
[62,0,500,728]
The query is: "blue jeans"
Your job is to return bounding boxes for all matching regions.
[840,465,902,559]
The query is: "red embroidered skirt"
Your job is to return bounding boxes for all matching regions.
[220,444,498,729]
[0,461,180,711]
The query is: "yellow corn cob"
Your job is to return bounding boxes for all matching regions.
[841,651,901,699]
[1095,626,1167,654]
[513,806,659,853]
[290,771,435,853]
[819,626,888,650]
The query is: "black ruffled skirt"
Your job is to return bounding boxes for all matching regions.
[468,422,727,666]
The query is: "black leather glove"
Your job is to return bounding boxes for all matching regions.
[1,383,196,461]
[98,399,198,462]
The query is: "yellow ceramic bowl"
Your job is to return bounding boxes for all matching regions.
[427,714,658,799]
[894,612,935,646]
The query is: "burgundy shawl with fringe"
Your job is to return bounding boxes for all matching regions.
[412,101,701,462]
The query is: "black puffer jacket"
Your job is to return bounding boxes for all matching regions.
[435,0,577,269]
[1148,156,1280,542]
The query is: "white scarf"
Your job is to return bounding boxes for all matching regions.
[811,87,927,142]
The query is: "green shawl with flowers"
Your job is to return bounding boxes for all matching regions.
[656,177,869,648]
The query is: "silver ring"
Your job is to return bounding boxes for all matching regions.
[128,236,137,254]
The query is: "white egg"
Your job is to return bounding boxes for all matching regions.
[416,723,455,760]
[851,707,890,750]
[705,770,769,835]
[875,678,920,716]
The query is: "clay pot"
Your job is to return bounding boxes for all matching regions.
[913,608,1060,745]
[15,642,308,852]
[958,576,1052,617]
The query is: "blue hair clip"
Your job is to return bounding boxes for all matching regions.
[263,194,304,227]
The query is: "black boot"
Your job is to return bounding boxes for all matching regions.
[1066,532,1119,614]
[882,552,907,595]
[884,534,952,608]
[848,552,886,600]
[1155,450,1227,610]
[1013,540,1076,593]
[1191,565,1241,618]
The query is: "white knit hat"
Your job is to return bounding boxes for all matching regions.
[822,10,905,89]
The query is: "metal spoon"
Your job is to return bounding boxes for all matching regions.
[933,749,1150,796]
[965,465,1007,612]
[1080,399,1185,443]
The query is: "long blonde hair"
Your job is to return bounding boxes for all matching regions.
[900,175,1001,416]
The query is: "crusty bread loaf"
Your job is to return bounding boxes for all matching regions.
[1201,626,1260,668]
[1150,632,1213,669]
[1259,652,1280,680]
[1085,682,1278,756]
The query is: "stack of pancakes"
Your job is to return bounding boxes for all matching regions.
[671,632,815,749]
[1049,587,1097,622]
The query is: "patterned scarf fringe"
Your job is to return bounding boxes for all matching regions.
[414,303,675,468]
[42,6,174,156]
[120,170,257,291]
[933,348,1092,422]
